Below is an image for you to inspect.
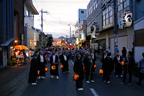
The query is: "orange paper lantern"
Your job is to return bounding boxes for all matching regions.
[60,64,63,69]
[73,74,79,80]
[94,64,97,68]
[99,69,103,74]
[37,70,40,75]
[120,61,125,66]
[45,67,48,72]
[51,65,56,70]
[83,66,86,72]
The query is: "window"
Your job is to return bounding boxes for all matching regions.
[81,11,84,14]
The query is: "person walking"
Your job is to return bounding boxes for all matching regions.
[50,51,59,79]
[28,53,38,85]
[73,53,84,91]
[37,51,47,79]
[137,52,144,86]
[83,52,94,83]
[122,47,127,57]
[60,51,69,73]
[103,53,114,84]
[114,53,123,77]
[101,51,108,74]
[121,51,135,85]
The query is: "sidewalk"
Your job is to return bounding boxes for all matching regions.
[0,63,30,96]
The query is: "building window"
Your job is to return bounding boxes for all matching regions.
[81,11,84,14]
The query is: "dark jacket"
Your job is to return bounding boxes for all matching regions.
[50,55,59,65]
[103,56,114,74]
[37,55,46,64]
[114,56,123,67]
[127,56,135,72]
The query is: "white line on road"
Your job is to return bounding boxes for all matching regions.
[90,88,99,96]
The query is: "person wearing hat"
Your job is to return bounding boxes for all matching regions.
[60,51,69,73]
[73,53,84,91]
[50,51,59,79]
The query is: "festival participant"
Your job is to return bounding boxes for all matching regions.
[121,52,135,85]
[83,52,94,83]
[137,52,144,86]
[114,53,123,77]
[50,51,59,79]
[28,53,38,85]
[103,53,114,83]
[60,51,69,73]
[37,51,47,79]
[101,51,108,74]
[73,53,84,91]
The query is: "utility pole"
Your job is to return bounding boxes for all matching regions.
[114,0,118,55]
[68,24,72,50]
[41,9,48,47]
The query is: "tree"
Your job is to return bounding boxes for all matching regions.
[47,37,53,47]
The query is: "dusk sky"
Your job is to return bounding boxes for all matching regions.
[33,0,89,38]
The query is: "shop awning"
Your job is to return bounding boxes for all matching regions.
[0,38,14,47]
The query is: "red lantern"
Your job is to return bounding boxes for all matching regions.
[73,74,79,80]
[51,65,56,70]
[45,67,48,72]
[94,64,97,68]
[60,64,63,69]
[99,69,103,74]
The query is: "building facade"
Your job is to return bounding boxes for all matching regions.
[78,9,87,23]
[87,0,134,56]
[24,0,39,49]
[0,0,14,68]
[133,0,144,62]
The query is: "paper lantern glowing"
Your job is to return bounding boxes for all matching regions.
[99,69,103,74]
[45,67,48,72]
[73,74,79,80]
[60,64,63,69]
[94,64,97,68]
[51,65,56,70]
[37,70,40,75]
[120,61,125,66]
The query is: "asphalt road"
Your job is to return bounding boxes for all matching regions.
[21,59,144,96]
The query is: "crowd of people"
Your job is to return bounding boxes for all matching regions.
[28,47,144,91]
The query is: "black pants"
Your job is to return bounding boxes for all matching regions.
[76,79,83,89]
[62,62,69,72]
[123,70,132,83]
[138,72,144,84]
[86,73,93,81]
[115,66,122,75]
[38,62,46,76]
[103,72,110,81]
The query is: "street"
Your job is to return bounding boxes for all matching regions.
[21,58,144,96]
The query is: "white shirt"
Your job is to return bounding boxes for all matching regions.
[40,55,44,62]
[53,55,56,63]
[63,55,67,61]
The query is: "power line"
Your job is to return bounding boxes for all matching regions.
[35,1,89,3]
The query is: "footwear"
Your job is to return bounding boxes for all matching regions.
[38,76,41,79]
[107,81,110,84]
[41,76,45,79]
[51,75,54,79]
[120,75,123,77]
[31,83,37,85]
[86,81,90,83]
[121,82,124,84]
[116,75,118,78]
[104,80,106,83]
[91,80,95,83]
[66,71,70,73]
[78,88,83,91]
[56,76,59,80]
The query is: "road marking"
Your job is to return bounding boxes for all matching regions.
[90,88,99,96]
[70,60,74,65]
